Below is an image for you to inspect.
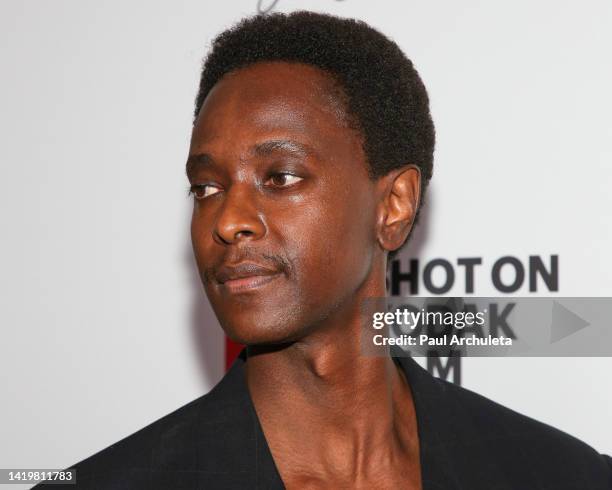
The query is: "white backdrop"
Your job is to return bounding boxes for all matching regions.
[1,0,611,484]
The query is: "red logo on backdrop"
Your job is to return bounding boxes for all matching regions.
[226,339,243,370]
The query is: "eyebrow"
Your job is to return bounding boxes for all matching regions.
[186,139,315,177]
[252,139,314,157]
[185,153,215,178]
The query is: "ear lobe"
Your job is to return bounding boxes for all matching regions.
[377,165,421,253]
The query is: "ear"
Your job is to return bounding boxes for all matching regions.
[375,165,421,253]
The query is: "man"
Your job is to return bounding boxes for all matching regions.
[41,11,611,489]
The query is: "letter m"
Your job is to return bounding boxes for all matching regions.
[427,350,462,385]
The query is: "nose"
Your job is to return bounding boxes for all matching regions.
[213,184,266,245]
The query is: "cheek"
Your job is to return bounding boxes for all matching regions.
[190,208,216,280]
[278,186,375,299]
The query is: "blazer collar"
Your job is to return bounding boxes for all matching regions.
[215,348,468,489]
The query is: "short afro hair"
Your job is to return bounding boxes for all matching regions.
[194,11,435,257]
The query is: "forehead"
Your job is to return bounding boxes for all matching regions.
[190,62,355,152]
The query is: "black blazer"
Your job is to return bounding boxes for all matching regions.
[38,350,612,489]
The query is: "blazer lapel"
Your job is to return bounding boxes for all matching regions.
[395,355,515,490]
[218,349,285,488]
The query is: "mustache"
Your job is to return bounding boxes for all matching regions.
[203,250,292,284]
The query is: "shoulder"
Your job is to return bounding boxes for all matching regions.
[36,363,257,489]
[425,372,612,488]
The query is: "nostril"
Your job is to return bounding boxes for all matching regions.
[235,230,254,239]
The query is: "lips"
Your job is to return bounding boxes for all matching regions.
[214,262,282,293]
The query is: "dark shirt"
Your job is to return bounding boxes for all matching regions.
[37,350,612,489]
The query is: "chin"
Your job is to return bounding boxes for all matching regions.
[220,316,307,346]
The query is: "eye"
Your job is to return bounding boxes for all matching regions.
[266,173,303,188]
[189,184,222,200]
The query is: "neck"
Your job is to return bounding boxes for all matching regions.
[244,258,420,482]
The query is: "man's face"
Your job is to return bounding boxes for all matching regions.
[188,62,380,344]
